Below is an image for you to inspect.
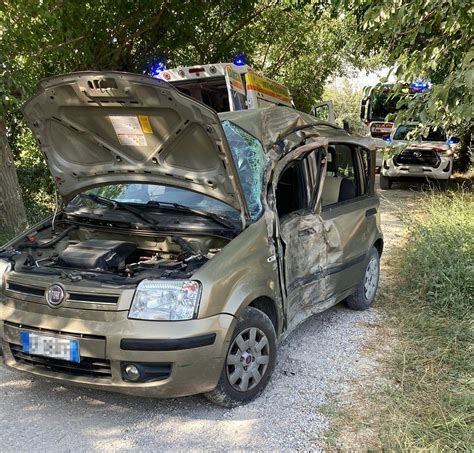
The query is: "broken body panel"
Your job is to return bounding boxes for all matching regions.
[0,74,382,399]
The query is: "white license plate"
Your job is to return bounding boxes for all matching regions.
[21,331,80,362]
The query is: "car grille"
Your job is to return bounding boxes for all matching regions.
[394,148,440,167]
[9,343,112,379]
[5,281,120,305]
[4,321,105,341]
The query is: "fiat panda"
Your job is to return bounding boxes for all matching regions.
[0,72,382,407]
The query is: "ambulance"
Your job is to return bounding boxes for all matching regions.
[154,61,293,112]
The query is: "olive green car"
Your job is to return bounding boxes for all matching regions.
[0,72,383,407]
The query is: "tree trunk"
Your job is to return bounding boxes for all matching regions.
[0,118,27,233]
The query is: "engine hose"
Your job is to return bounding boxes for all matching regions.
[18,225,78,250]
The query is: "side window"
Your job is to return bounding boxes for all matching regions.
[275,161,308,218]
[321,144,361,207]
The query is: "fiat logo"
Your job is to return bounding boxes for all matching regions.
[46,284,65,307]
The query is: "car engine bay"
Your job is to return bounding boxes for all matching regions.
[0,221,229,284]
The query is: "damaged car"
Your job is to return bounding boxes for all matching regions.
[0,72,383,407]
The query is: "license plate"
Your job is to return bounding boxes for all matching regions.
[20,331,80,362]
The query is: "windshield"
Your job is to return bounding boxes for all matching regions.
[222,120,267,220]
[70,184,241,221]
[370,92,401,121]
[393,125,447,141]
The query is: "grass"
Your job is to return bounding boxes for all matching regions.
[378,189,474,451]
[321,188,473,451]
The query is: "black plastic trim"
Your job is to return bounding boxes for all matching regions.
[120,333,217,351]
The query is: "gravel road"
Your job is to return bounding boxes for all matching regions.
[0,179,420,452]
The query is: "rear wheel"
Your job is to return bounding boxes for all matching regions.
[346,246,380,310]
[380,173,392,190]
[205,307,276,407]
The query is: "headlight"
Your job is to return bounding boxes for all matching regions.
[129,280,202,321]
[0,259,12,290]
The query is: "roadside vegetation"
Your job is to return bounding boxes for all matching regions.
[329,186,473,450]
[382,189,473,450]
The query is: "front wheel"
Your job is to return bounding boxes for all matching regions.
[204,307,276,407]
[380,173,392,190]
[345,246,380,310]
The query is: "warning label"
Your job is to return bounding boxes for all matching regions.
[138,115,153,134]
[109,116,147,146]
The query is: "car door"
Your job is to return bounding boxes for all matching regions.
[270,143,331,332]
[319,142,379,297]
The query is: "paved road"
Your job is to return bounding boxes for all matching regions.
[0,178,421,452]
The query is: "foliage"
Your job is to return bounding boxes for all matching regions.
[323,79,366,135]
[338,0,473,141]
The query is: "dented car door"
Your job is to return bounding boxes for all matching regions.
[271,142,334,332]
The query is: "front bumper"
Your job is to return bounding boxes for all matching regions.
[0,296,236,398]
[381,156,452,180]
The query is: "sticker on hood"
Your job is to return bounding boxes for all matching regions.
[109,115,147,146]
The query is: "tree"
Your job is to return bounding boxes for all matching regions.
[323,79,366,135]
[339,0,473,169]
[0,119,27,232]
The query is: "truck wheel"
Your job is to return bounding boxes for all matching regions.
[345,246,380,310]
[380,174,392,190]
[205,307,276,408]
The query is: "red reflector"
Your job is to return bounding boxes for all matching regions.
[162,72,171,80]
[189,67,205,74]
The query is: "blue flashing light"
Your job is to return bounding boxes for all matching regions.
[410,81,430,91]
[383,135,392,143]
[448,137,460,146]
[233,53,247,66]
[151,60,167,78]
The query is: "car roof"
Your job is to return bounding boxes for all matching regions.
[218,106,351,150]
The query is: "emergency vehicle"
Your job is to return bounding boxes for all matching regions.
[154,61,293,112]
[360,82,430,138]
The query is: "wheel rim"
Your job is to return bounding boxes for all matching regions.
[364,256,379,301]
[226,327,270,392]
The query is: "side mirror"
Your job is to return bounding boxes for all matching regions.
[448,137,460,145]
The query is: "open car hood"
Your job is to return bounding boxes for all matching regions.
[23,71,247,219]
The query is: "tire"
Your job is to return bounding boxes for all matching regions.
[345,246,380,310]
[205,306,277,408]
[380,173,392,190]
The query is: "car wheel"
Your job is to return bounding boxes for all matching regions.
[380,174,392,190]
[204,306,276,408]
[345,246,380,310]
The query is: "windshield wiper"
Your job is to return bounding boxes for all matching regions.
[146,201,239,231]
[76,194,238,232]
[76,194,163,233]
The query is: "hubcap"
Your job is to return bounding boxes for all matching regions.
[226,327,270,392]
[364,257,379,300]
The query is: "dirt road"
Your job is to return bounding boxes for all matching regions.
[0,180,420,452]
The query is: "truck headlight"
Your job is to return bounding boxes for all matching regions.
[129,280,202,321]
[0,259,12,290]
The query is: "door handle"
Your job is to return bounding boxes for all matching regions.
[365,208,377,218]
